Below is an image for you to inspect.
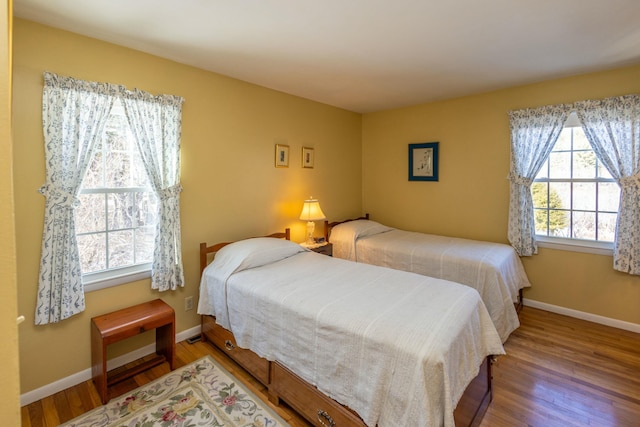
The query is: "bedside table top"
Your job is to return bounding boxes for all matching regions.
[299,241,329,249]
[301,242,333,256]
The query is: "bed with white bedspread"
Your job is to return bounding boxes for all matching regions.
[198,237,504,427]
[326,218,531,343]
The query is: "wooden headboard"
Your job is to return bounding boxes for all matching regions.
[323,213,370,242]
[199,229,291,277]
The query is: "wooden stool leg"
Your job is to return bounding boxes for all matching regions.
[156,322,175,370]
[91,321,108,404]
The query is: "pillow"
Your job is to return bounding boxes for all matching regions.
[329,220,394,260]
[333,219,394,240]
[199,237,307,327]
[214,237,308,272]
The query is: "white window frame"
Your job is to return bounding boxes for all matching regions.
[80,190,155,292]
[83,265,151,292]
[77,101,157,292]
[533,112,616,256]
[536,236,613,256]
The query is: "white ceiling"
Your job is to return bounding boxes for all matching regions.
[13,0,640,113]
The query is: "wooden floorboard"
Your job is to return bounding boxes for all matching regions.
[480,307,640,427]
[21,306,640,427]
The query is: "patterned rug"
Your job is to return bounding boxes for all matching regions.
[60,355,290,427]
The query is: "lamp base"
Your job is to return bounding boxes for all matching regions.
[306,221,316,245]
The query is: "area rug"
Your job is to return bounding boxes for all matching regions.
[60,355,290,427]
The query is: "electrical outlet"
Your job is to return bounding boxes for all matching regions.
[185,296,193,311]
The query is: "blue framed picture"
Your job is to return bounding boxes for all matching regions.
[409,142,439,181]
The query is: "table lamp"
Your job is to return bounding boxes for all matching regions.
[299,198,326,245]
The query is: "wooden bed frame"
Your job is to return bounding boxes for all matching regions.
[324,214,524,313]
[199,230,494,427]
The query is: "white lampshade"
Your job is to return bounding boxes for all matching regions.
[299,198,326,221]
[299,198,326,245]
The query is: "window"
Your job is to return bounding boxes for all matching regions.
[37,72,183,324]
[532,112,619,252]
[75,99,158,288]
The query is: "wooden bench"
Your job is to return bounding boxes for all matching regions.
[91,299,175,403]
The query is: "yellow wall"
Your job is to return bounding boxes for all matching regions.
[13,18,362,393]
[1,1,21,425]
[13,14,640,400]
[362,64,640,325]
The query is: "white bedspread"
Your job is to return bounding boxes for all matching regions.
[198,238,504,427]
[329,221,531,343]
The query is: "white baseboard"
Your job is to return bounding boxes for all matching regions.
[523,298,640,334]
[20,325,202,407]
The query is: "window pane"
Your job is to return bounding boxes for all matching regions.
[572,127,591,150]
[533,208,549,235]
[573,211,596,240]
[573,151,596,179]
[548,209,569,237]
[135,192,158,226]
[598,213,617,242]
[78,233,106,273]
[109,132,128,151]
[76,194,106,233]
[598,182,620,212]
[573,182,595,211]
[135,226,155,263]
[549,182,570,209]
[108,230,134,268]
[531,182,548,208]
[106,151,131,187]
[108,192,133,230]
[549,152,571,178]
[597,161,613,179]
[536,159,549,179]
[554,128,572,151]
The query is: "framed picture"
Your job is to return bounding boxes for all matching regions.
[302,147,314,168]
[409,142,439,181]
[275,144,289,167]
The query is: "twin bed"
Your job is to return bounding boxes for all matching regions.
[197,230,505,426]
[325,215,531,343]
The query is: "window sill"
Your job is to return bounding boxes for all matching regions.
[536,237,613,256]
[83,265,151,293]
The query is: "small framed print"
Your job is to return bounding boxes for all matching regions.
[302,147,314,168]
[275,144,289,167]
[409,142,439,181]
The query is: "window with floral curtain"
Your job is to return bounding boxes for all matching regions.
[36,72,184,325]
[508,95,640,276]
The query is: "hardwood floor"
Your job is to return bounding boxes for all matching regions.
[481,307,640,427]
[22,307,640,427]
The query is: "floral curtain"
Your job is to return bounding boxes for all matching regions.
[507,104,572,256]
[575,95,640,274]
[122,91,185,291]
[36,72,116,324]
[37,72,185,324]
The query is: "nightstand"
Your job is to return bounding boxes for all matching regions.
[301,242,333,256]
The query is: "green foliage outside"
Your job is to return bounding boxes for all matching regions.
[531,183,568,235]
